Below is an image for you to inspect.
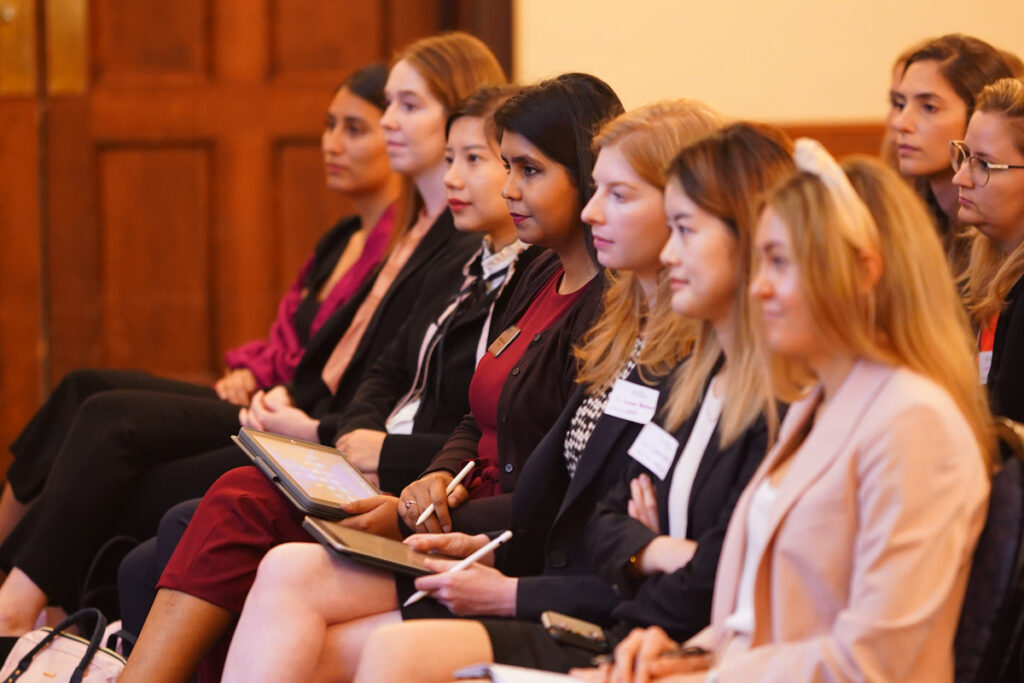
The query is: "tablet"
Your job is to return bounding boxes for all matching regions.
[233,428,379,520]
[302,516,448,577]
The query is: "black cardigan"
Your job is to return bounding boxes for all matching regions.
[285,210,479,441]
[586,395,775,643]
[422,251,606,534]
[493,366,674,624]
[328,245,544,494]
[989,274,1024,423]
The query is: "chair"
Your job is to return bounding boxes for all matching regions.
[954,417,1024,683]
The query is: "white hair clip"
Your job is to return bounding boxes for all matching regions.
[793,137,877,247]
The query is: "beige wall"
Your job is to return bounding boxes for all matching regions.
[513,0,1024,122]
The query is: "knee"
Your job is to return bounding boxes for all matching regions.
[251,543,327,597]
[357,623,423,680]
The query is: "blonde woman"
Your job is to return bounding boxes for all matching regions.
[957,77,1024,423]
[602,148,991,683]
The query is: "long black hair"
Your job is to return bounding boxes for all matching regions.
[494,73,624,262]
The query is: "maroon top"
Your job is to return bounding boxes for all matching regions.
[223,205,396,387]
[467,268,586,498]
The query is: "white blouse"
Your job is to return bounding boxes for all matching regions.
[722,476,778,637]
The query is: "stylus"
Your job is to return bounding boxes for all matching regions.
[415,461,476,527]
[403,529,513,607]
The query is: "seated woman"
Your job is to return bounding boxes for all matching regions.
[889,34,1018,273]
[956,77,1024,423]
[0,63,400,546]
[115,82,536,679]
[589,145,992,683]
[0,31,503,636]
[119,73,623,683]
[332,121,795,682]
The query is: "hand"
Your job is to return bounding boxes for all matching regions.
[215,368,259,405]
[412,557,517,616]
[609,627,709,683]
[338,495,401,540]
[261,385,294,409]
[241,390,319,441]
[636,536,698,576]
[404,532,493,563]
[627,474,660,534]
[398,472,469,534]
[335,429,387,474]
[569,664,611,682]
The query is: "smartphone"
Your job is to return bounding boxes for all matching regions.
[540,610,608,653]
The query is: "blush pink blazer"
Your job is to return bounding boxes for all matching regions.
[700,360,989,682]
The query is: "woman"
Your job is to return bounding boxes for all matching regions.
[958,77,1024,423]
[889,34,1018,273]
[345,121,794,682]
[116,83,535,682]
[597,146,991,683]
[215,72,623,682]
[0,63,400,546]
[0,31,501,636]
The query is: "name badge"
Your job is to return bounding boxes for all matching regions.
[604,379,660,424]
[627,422,679,480]
[487,325,521,358]
[979,350,993,385]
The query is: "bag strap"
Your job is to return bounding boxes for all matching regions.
[4,608,107,683]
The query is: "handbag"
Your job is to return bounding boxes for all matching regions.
[0,608,125,682]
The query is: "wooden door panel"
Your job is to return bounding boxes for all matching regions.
[0,98,43,469]
[270,0,383,82]
[97,143,214,379]
[93,0,212,87]
[274,140,355,298]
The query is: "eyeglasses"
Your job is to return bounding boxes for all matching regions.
[950,140,1024,186]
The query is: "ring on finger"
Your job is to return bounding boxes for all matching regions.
[403,499,416,510]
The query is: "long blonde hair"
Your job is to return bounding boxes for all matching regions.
[390,32,507,235]
[575,100,725,394]
[769,155,994,466]
[963,78,1024,326]
[661,123,795,446]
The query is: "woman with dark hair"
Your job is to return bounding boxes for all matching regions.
[214,72,623,682]
[889,34,1020,273]
[0,63,400,547]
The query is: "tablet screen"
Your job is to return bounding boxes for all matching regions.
[248,433,377,504]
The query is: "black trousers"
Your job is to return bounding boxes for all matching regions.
[0,379,246,607]
[8,368,220,502]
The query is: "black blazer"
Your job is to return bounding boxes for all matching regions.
[587,391,775,643]
[285,210,479,440]
[328,245,544,494]
[492,366,674,625]
[989,274,1024,423]
[422,252,606,534]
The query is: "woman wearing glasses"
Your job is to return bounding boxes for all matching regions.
[956,77,1024,423]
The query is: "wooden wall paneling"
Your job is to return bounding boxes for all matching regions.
[274,138,355,296]
[210,132,276,359]
[385,0,444,55]
[778,122,886,160]
[46,96,102,380]
[92,0,212,88]
[97,143,215,381]
[0,98,43,469]
[269,0,382,84]
[445,0,512,76]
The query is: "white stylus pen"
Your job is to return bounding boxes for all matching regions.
[403,529,513,607]
[415,460,476,527]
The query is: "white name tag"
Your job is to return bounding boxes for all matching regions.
[979,350,993,385]
[604,379,660,424]
[628,422,679,480]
